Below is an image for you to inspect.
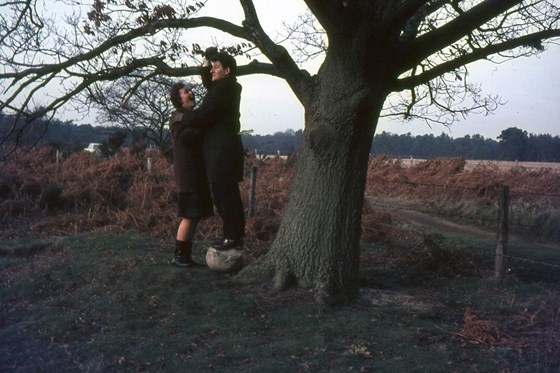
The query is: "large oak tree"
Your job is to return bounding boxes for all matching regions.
[1,0,559,303]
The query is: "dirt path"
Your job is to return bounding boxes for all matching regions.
[391,208,496,237]
[388,207,560,250]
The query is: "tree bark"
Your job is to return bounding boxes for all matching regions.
[235,53,387,304]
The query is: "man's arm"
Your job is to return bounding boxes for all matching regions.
[186,79,240,128]
[201,47,217,89]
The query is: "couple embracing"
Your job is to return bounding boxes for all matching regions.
[169,49,245,267]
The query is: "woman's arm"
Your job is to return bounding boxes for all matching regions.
[171,112,203,145]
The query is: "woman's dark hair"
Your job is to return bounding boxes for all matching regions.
[170,82,195,110]
[212,52,237,77]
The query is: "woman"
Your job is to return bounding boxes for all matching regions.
[169,82,213,267]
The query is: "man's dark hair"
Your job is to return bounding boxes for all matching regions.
[170,82,195,110]
[212,52,237,77]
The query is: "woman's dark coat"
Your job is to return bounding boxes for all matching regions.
[180,76,244,184]
[170,111,207,193]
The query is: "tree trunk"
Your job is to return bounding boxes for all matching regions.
[236,55,388,304]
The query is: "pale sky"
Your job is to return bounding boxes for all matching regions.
[42,0,560,140]
[376,44,560,139]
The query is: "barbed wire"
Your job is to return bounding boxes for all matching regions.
[509,190,560,198]
[368,178,560,198]
[368,201,498,226]
[367,179,490,192]
[362,184,560,279]
[504,254,560,269]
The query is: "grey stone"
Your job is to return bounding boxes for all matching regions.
[205,247,244,273]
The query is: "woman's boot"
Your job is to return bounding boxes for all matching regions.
[171,240,201,267]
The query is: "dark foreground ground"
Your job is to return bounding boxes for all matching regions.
[1,226,559,372]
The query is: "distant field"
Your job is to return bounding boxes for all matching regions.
[400,158,560,171]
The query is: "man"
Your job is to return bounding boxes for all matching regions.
[169,83,213,267]
[179,50,245,251]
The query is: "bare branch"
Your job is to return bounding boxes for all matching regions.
[400,0,526,70]
[382,0,560,124]
[280,11,327,65]
[239,0,312,104]
[397,29,560,91]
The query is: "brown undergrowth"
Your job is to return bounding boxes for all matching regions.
[2,149,559,245]
[0,147,294,261]
[367,155,560,200]
[366,155,560,240]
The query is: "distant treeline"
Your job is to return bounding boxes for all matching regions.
[0,114,118,153]
[371,130,560,162]
[241,128,560,162]
[1,113,559,162]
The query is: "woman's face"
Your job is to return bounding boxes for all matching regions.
[179,87,195,110]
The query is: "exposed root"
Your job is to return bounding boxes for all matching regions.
[314,282,360,306]
[273,269,296,291]
[233,254,275,284]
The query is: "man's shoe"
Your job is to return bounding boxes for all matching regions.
[213,238,243,251]
[211,237,224,246]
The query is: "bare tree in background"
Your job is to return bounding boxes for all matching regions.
[88,74,202,154]
[1,0,559,303]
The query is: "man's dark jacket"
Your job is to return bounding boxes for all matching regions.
[180,76,244,184]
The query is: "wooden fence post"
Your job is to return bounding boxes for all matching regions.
[146,157,152,174]
[248,166,257,217]
[495,184,510,283]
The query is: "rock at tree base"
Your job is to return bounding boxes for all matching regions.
[206,247,244,273]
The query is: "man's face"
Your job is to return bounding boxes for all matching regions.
[210,61,230,81]
[179,87,194,110]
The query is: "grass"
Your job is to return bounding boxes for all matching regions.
[1,230,559,372]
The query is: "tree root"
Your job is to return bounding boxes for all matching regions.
[234,251,360,306]
[233,254,275,284]
[314,282,360,306]
[273,269,297,291]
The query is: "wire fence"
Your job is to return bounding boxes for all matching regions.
[362,177,560,283]
[244,158,560,283]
